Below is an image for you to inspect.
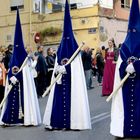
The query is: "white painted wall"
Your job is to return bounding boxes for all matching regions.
[70,0,98,8]
[99,17,128,48]
[99,0,113,9]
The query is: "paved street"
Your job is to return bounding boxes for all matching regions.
[0,78,114,140]
[0,78,137,140]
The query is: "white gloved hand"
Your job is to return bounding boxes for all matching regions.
[57,74,63,84]
[55,65,66,75]
[126,63,135,74]
[10,76,18,85]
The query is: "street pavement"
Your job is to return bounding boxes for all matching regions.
[0,78,138,140]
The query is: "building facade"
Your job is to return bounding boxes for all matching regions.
[99,0,131,47]
[0,0,131,51]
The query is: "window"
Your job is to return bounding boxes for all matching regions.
[10,0,24,11]
[99,26,104,33]
[70,3,77,10]
[88,28,97,34]
[40,0,99,13]
[41,0,46,13]
[44,0,63,13]
[6,35,12,42]
[34,1,41,13]
[52,3,62,12]
[121,0,130,8]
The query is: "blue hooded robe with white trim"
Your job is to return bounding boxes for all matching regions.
[110,0,140,137]
[43,0,91,130]
[0,9,41,126]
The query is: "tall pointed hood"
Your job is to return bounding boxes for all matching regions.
[120,0,140,60]
[128,0,140,31]
[63,0,74,37]
[8,9,27,78]
[57,0,78,64]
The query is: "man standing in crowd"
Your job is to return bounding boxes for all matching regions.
[82,47,94,89]
[46,47,56,86]
[36,45,48,97]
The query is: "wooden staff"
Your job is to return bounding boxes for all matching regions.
[18,56,29,73]
[0,56,29,109]
[42,42,85,98]
[106,73,130,102]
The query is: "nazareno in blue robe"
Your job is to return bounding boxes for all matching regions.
[49,0,78,129]
[43,0,91,130]
[0,9,41,126]
[110,0,140,138]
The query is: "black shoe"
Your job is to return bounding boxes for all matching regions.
[115,137,124,140]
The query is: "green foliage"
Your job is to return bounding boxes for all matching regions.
[40,27,62,37]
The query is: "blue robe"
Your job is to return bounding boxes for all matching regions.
[110,0,140,137]
[2,77,24,124]
[110,43,140,137]
[43,0,91,130]
[120,43,140,137]
[51,65,71,129]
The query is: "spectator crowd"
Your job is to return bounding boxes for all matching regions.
[0,37,120,103]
